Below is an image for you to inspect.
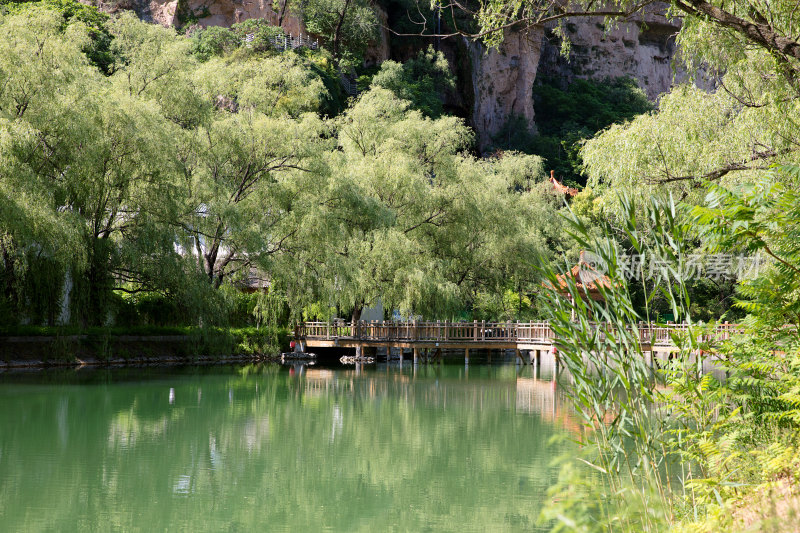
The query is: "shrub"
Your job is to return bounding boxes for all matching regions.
[190,25,239,61]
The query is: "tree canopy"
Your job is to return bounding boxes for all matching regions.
[0,2,568,326]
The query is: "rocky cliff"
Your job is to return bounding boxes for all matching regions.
[464,7,681,149]
[85,0,681,149]
[538,9,681,100]
[466,28,543,150]
[94,0,305,34]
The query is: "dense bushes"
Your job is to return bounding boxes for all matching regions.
[370,47,455,118]
[190,25,240,60]
[189,19,292,61]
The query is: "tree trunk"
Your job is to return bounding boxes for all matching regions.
[331,0,351,64]
[1,239,17,312]
[82,237,113,327]
[277,0,289,26]
[351,302,363,323]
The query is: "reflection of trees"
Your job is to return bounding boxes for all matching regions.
[0,365,572,531]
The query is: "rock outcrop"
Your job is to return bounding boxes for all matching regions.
[177,0,304,34]
[88,0,305,34]
[83,0,682,147]
[89,0,179,25]
[463,6,681,149]
[467,28,543,150]
[537,7,681,99]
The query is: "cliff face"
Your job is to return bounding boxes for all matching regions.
[88,0,680,148]
[93,0,305,33]
[466,28,543,149]
[537,11,681,99]
[91,0,178,25]
[177,0,304,34]
[465,8,681,149]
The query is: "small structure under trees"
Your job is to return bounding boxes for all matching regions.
[549,251,612,320]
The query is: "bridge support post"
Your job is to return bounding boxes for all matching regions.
[413,347,419,364]
[464,348,469,365]
[515,349,524,365]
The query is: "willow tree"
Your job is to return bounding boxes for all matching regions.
[0,8,203,324]
[180,55,330,288]
[276,88,559,321]
[0,8,90,321]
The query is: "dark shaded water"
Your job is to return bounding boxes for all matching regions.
[0,361,574,532]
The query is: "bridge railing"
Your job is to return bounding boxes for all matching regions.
[296,320,747,346]
[299,320,553,342]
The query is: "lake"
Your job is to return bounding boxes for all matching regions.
[0,358,574,532]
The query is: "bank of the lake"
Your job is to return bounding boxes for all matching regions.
[0,326,291,366]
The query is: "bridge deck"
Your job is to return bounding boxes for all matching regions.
[295,320,742,356]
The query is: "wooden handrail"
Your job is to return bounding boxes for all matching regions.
[294,320,749,346]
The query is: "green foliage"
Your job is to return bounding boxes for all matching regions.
[472,287,535,321]
[300,48,350,116]
[534,77,652,135]
[580,30,800,207]
[538,178,800,530]
[693,167,800,333]
[301,0,378,66]
[231,18,286,52]
[0,6,565,334]
[232,325,290,355]
[189,21,289,61]
[370,46,455,118]
[539,193,695,532]
[3,0,114,71]
[276,86,560,320]
[189,25,239,61]
[494,77,652,186]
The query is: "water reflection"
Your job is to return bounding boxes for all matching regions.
[0,363,573,532]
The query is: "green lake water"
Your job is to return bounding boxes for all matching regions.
[0,361,574,532]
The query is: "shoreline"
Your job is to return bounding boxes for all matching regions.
[0,328,290,368]
[0,355,281,373]
[0,353,281,370]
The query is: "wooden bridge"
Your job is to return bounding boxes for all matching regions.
[294,320,743,363]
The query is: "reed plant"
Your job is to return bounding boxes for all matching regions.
[539,179,800,531]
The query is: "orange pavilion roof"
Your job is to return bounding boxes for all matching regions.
[549,170,579,197]
[550,251,613,301]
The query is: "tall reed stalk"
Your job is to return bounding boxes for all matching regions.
[540,194,706,532]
